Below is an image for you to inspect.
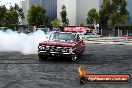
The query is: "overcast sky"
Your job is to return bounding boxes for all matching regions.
[0,0,22,8]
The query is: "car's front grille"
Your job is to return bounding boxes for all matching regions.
[50,46,61,52]
[38,46,70,53]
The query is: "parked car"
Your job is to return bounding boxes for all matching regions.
[120,33,132,39]
[84,32,102,38]
[38,32,85,61]
[72,32,85,39]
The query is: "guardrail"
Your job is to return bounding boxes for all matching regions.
[84,37,132,45]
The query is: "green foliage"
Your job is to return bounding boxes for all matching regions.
[99,0,129,28]
[60,5,69,26]
[51,19,61,28]
[0,4,24,27]
[80,22,84,27]
[62,5,66,9]
[27,4,46,27]
[0,5,7,26]
[87,8,98,25]
[7,4,24,26]
[5,9,18,25]
[118,26,132,30]
[99,0,110,28]
[89,24,95,29]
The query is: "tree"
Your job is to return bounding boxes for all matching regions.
[109,0,129,27]
[99,0,111,28]
[60,5,69,26]
[5,9,18,25]
[99,0,129,28]
[80,22,84,27]
[0,5,7,26]
[87,8,98,25]
[5,4,24,26]
[14,4,25,22]
[27,4,46,27]
[51,19,61,28]
[0,3,24,27]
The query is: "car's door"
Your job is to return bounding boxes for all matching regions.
[76,40,84,54]
[75,35,85,54]
[81,40,85,52]
[79,40,85,52]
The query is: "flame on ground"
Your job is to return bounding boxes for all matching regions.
[78,66,86,76]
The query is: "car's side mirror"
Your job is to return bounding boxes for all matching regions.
[81,39,83,42]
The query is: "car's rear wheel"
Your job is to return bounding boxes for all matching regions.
[38,55,48,60]
[79,76,87,84]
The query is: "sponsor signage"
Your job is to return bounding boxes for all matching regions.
[64,26,88,32]
[76,66,131,84]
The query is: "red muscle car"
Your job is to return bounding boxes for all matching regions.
[38,32,85,61]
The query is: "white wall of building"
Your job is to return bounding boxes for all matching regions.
[57,0,100,26]
[76,0,100,26]
[57,0,77,26]
[20,0,132,26]
[20,0,57,25]
[19,0,29,25]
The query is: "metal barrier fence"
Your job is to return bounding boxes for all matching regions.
[99,29,132,37]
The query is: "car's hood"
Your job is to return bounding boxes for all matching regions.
[39,40,76,47]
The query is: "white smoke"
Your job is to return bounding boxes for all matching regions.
[0,30,51,54]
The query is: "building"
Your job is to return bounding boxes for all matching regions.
[57,0,101,26]
[127,0,132,25]
[57,0,132,26]
[20,0,57,25]
[20,0,132,26]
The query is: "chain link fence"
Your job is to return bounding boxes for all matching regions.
[99,28,132,37]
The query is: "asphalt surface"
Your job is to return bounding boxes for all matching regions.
[0,44,132,88]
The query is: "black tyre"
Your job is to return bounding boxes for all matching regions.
[70,55,77,62]
[38,55,48,60]
[80,76,87,84]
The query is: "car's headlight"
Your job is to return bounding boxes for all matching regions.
[38,46,43,50]
[42,46,45,50]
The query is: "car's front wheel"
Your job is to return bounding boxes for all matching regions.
[38,55,48,60]
[70,55,77,62]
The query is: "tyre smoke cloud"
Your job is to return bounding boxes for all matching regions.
[0,30,50,54]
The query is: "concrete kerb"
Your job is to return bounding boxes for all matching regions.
[84,41,132,45]
[84,37,132,45]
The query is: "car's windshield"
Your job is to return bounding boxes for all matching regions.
[49,32,76,41]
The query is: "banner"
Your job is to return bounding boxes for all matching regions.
[64,26,89,32]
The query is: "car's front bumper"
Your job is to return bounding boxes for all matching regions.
[38,51,75,57]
